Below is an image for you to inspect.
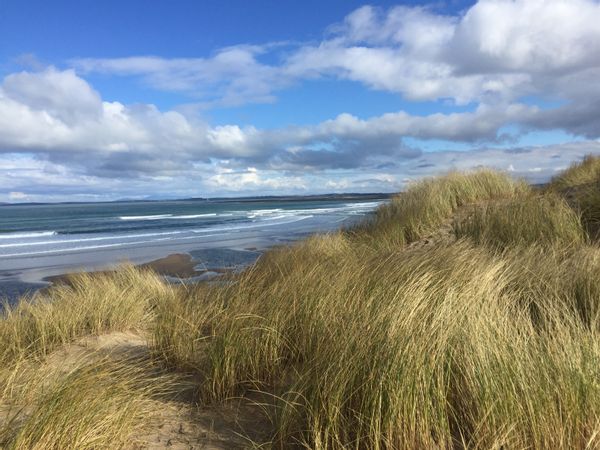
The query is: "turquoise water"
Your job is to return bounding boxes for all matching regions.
[0,196,387,301]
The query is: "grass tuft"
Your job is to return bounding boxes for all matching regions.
[350,169,528,249]
[1,354,175,450]
[0,266,171,366]
[453,192,586,250]
[548,154,600,237]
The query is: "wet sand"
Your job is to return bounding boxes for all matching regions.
[140,253,203,278]
[43,252,232,287]
[2,247,264,304]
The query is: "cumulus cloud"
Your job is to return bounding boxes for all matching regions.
[286,0,600,106]
[1,67,541,176]
[8,191,28,201]
[1,63,599,201]
[449,0,600,74]
[65,0,600,143]
[206,166,308,192]
[72,0,600,108]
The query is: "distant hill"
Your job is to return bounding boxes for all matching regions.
[0,192,393,206]
[193,193,394,203]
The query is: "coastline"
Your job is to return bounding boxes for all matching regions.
[0,197,385,303]
[42,251,247,286]
[3,165,600,448]
[3,248,264,304]
[43,253,203,285]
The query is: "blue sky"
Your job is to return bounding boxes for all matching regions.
[1,0,600,202]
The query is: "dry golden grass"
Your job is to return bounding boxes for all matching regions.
[1,354,174,450]
[349,169,528,249]
[549,155,600,237]
[453,192,586,250]
[549,154,600,191]
[150,170,600,448]
[0,266,171,366]
[0,268,180,449]
[152,239,600,449]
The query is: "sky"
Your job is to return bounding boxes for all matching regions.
[1,0,600,202]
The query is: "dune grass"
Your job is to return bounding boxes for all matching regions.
[0,268,179,449]
[349,169,528,248]
[549,155,600,237]
[549,154,600,191]
[150,170,600,448]
[4,167,600,448]
[152,240,600,449]
[0,355,174,450]
[453,192,586,250]
[0,266,171,366]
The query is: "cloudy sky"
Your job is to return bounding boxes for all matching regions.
[1,0,600,202]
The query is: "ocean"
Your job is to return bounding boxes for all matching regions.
[0,195,387,302]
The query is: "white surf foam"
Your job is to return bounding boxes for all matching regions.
[343,201,384,209]
[0,229,190,249]
[167,213,218,219]
[119,213,220,221]
[119,214,173,220]
[247,208,284,218]
[0,231,57,240]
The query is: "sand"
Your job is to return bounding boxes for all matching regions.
[139,253,203,278]
[20,330,274,449]
[42,253,228,288]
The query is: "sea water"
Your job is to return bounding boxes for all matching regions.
[0,196,387,301]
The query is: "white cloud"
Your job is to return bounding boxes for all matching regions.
[285,0,600,105]
[0,67,542,175]
[74,45,292,107]
[206,167,307,192]
[449,0,600,74]
[0,64,598,201]
[3,140,600,202]
[8,191,28,201]
[3,68,102,125]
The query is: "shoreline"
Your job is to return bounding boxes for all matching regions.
[42,253,208,286]
[0,205,377,303]
[10,248,264,302]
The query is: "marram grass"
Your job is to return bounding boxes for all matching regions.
[549,155,600,238]
[0,266,172,366]
[4,165,600,448]
[0,267,178,449]
[1,355,175,450]
[453,192,586,250]
[349,169,528,249]
[152,239,600,449]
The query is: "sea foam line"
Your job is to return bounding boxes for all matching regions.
[119,214,173,220]
[167,213,217,219]
[119,213,218,220]
[0,229,189,249]
[0,231,57,240]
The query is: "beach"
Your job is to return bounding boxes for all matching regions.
[0,196,387,303]
[44,250,258,288]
